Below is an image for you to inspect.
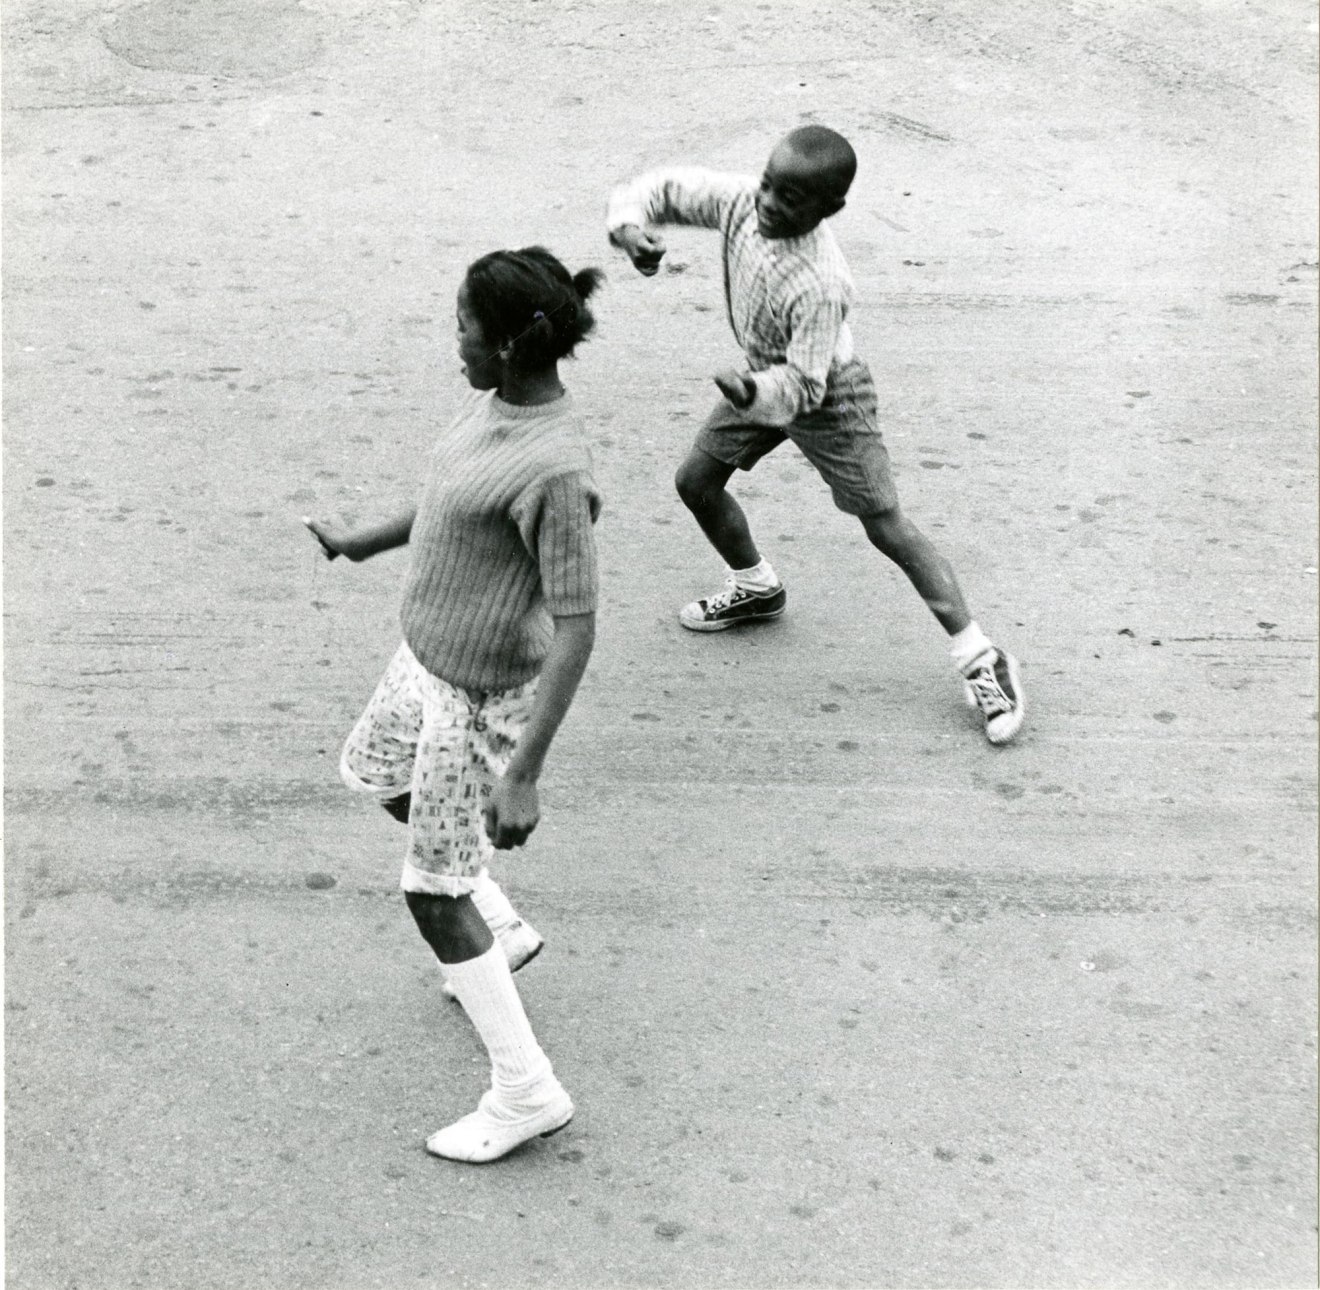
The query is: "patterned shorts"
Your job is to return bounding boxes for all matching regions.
[339,642,537,897]
[695,358,899,516]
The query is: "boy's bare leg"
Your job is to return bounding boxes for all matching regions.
[861,507,1024,744]
[859,508,971,634]
[675,446,762,570]
[673,445,788,631]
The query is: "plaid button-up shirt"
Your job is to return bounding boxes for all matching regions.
[608,167,856,425]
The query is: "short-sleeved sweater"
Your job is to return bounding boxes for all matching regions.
[399,390,600,692]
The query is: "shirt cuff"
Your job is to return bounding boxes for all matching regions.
[606,192,647,234]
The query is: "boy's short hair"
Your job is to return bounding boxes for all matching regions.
[784,125,857,198]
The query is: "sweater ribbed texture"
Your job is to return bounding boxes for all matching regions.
[400,390,600,692]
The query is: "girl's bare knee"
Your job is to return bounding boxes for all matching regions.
[405,889,459,937]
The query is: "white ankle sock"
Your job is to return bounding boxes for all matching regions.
[470,869,521,936]
[443,945,552,1097]
[949,621,995,673]
[730,558,779,592]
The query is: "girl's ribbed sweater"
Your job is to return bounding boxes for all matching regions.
[400,390,600,692]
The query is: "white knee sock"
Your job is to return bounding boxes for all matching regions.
[443,944,553,1099]
[730,558,779,592]
[948,621,995,673]
[471,869,522,936]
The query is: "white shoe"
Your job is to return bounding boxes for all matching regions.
[442,919,543,1001]
[425,1082,574,1163]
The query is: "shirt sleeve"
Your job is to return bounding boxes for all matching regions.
[512,471,602,616]
[606,167,753,234]
[745,277,845,425]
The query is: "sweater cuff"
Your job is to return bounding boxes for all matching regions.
[747,369,800,426]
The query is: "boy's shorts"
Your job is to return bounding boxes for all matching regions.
[339,642,537,897]
[695,358,899,516]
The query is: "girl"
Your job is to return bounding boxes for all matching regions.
[306,246,604,1163]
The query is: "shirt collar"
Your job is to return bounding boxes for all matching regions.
[759,225,818,258]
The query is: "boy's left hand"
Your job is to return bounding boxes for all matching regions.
[484,776,540,849]
[714,369,755,410]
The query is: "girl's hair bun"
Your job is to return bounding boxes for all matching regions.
[463,247,605,372]
[572,267,605,302]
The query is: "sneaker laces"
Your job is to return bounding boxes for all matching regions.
[702,577,744,614]
[965,655,1012,718]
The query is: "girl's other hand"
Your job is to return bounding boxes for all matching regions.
[484,776,540,850]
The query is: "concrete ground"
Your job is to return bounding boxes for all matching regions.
[4,2,1317,1287]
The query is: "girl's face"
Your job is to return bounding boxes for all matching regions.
[456,285,502,390]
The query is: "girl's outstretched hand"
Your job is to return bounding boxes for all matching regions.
[303,516,352,561]
[484,776,539,850]
[303,507,415,562]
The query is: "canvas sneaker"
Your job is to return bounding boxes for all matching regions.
[425,1081,574,1164]
[962,649,1025,745]
[442,919,543,1002]
[679,579,787,632]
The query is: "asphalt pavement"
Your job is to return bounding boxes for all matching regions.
[4,2,1317,1287]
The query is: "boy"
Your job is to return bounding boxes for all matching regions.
[606,125,1024,744]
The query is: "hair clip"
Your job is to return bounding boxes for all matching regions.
[533,310,545,320]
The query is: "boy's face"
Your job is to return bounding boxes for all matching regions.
[456,286,501,390]
[755,140,846,240]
